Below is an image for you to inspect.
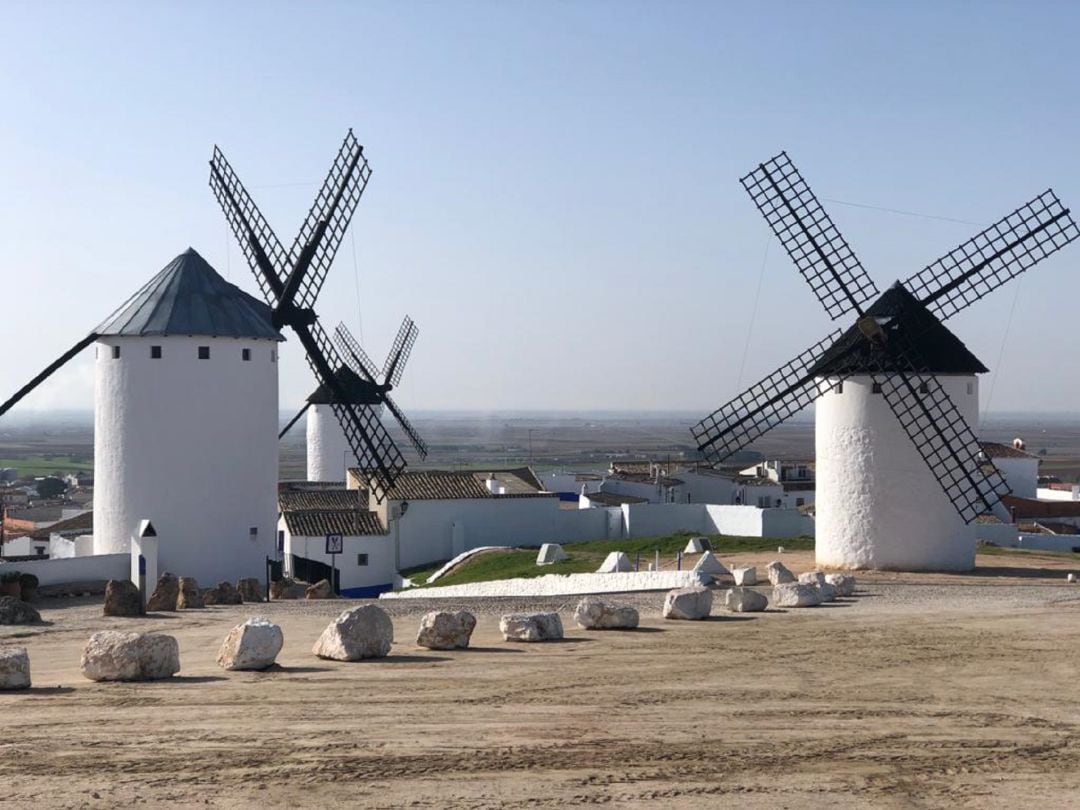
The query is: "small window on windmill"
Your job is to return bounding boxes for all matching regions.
[271,350,277,363]
[151,346,162,359]
[198,346,210,360]
[242,348,251,362]
[872,382,882,394]
[249,527,258,542]
[835,381,843,394]
[967,381,974,395]
[111,345,121,360]
[918,381,929,394]
[357,553,369,566]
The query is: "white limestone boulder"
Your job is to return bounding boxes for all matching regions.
[723,587,768,613]
[313,605,393,661]
[732,566,757,586]
[772,583,822,608]
[416,610,477,649]
[816,582,838,603]
[596,551,633,573]
[573,597,639,630]
[798,571,826,587]
[500,612,564,642]
[663,586,713,620]
[766,561,796,585]
[80,631,180,681]
[536,543,568,565]
[692,551,729,576]
[217,617,284,671]
[0,646,31,690]
[825,573,856,597]
[684,537,712,554]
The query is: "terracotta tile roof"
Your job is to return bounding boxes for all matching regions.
[28,511,93,540]
[584,491,648,506]
[357,470,491,501]
[782,482,816,492]
[278,489,365,513]
[472,467,544,494]
[1002,495,1080,519]
[283,509,387,537]
[979,441,1036,460]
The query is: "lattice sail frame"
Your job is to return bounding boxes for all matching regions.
[334,322,429,459]
[741,152,879,321]
[691,329,842,463]
[384,316,418,388]
[287,130,372,311]
[906,189,1079,321]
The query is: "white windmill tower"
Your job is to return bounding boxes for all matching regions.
[692,152,1079,571]
[0,248,283,583]
[278,319,426,483]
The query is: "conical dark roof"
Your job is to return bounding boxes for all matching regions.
[307,365,384,406]
[96,248,283,341]
[809,282,987,376]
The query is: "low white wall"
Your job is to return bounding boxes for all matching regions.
[622,503,708,538]
[0,553,129,587]
[1015,533,1080,553]
[383,569,711,599]
[975,523,1020,547]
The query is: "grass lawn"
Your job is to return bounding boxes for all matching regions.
[404,532,814,589]
[0,456,93,477]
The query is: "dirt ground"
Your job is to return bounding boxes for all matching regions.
[4,552,1080,809]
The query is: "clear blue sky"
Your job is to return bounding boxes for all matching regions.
[2,1,1079,415]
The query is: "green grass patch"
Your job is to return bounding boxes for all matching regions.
[977,544,1079,558]
[406,531,814,590]
[0,456,93,477]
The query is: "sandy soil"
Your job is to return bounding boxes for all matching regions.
[4,554,1080,809]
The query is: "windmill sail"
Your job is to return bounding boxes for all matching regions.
[692,330,842,463]
[741,152,879,320]
[905,189,1079,321]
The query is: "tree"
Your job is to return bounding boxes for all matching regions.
[36,476,67,499]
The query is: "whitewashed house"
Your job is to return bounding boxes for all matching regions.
[978,442,1038,499]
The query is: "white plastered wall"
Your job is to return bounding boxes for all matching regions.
[93,335,278,584]
[815,373,979,572]
[307,403,383,482]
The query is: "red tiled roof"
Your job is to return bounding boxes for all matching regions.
[980,441,1036,460]
[283,510,387,537]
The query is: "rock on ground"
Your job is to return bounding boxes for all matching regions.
[204,581,243,605]
[416,610,477,649]
[825,573,856,597]
[663,586,713,620]
[816,582,838,602]
[596,551,633,573]
[103,579,144,617]
[724,587,768,613]
[0,646,31,690]
[237,578,264,602]
[536,543,567,565]
[217,617,283,671]
[772,583,823,608]
[306,579,335,599]
[270,579,308,600]
[732,567,757,586]
[692,551,729,576]
[146,572,179,611]
[798,571,827,586]
[573,597,639,629]
[766,561,796,585]
[80,631,180,681]
[0,596,41,625]
[500,612,565,642]
[313,605,393,661]
[177,578,204,609]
